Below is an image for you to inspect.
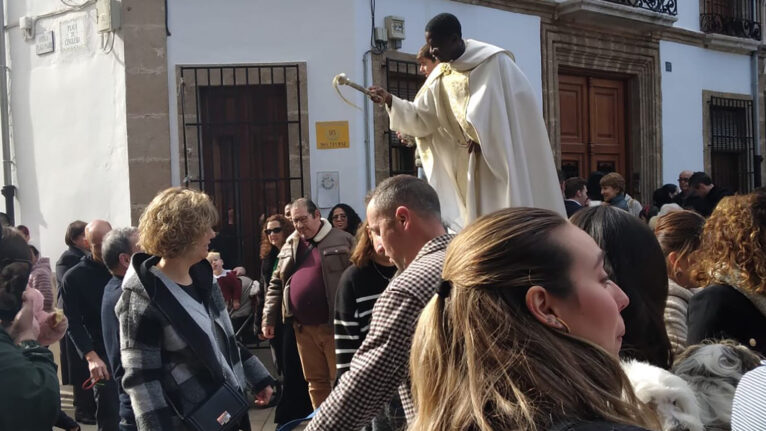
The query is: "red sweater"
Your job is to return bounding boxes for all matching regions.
[214,271,242,308]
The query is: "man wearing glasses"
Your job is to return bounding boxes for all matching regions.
[674,170,694,206]
[262,198,355,409]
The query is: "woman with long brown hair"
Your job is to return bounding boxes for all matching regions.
[653,210,705,356]
[689,193,766,355]
[410,208,658,431]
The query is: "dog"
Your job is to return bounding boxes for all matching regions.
[622,359,703,431]
[672,340,762,430]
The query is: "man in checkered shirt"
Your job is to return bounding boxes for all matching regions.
[307,175,453,430]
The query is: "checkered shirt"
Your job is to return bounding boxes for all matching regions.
[307,234,454,431]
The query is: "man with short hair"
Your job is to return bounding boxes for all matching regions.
[61,219,119,431]
[369,13,564,231]
[100,227,140,431]
[563,177,589,217]
[600,172,642,217]
[262,198,355,408]
[688,171,732,217]
[307,175,453,431]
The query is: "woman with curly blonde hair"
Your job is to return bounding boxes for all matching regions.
[117,187,275,430]
[688,193,766,355]
[410,207,659,431]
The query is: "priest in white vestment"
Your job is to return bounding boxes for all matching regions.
[370,13,565,231]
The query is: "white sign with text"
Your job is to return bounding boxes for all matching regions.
[60,16,86,50]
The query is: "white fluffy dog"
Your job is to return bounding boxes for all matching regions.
[622,359,704,431]
[672,341,761,431]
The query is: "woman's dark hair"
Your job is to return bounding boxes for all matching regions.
[0,227,33,321]
[259,214,294,259]
[328,203,361,236]
[65,220,87,248]
[570,206,673,369]
[653,184,678,208]
[587,171,605,201]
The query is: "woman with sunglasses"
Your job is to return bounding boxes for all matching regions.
[328,204,361,236]
[258,215,312,426]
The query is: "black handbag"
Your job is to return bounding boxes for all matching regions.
[182,380,249,431]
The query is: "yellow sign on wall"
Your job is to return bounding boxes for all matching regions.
[316,121,350,150]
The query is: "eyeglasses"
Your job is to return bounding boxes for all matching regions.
[332,213,347,220]
[265,227,283,235]
[292,216,309,225]
[678,177,690,182]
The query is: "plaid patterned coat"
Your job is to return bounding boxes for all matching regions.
[307,234,454,431]
[116,254,274,431]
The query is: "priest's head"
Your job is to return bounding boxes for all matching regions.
[366,175,444,270]
[425,13,465,63]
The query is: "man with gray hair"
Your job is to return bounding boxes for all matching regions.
[100,227,140,431]
[307,175,453,430]
[263,197,355,408]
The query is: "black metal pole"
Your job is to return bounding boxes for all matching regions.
[2,185,15,226]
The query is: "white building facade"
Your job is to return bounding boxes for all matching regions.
[3,0,763,272]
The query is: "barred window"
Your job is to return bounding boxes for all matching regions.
[709,97,756,193]
[386,58,425,177]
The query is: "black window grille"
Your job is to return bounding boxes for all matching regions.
[709,97,758,193]
[385,58,425,177]
[178,64,305,274]
[604,0,677,16]
[701,0,762,40]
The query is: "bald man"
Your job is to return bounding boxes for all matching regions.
[61,220,120,431]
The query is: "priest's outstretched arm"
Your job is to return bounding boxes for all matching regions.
[368,85,438,138]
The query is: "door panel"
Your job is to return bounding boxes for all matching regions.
[559,73,627,186]
[560,75,589,179]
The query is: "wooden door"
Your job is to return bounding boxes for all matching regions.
[559,74,627,182]
[199,85,291,274]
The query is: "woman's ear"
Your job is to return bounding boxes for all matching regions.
[525,286,563,330]
[667,251,679,273]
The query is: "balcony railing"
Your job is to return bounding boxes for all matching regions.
[701,0,762,40]
[604,0,678,16]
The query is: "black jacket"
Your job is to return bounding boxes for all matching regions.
[687,284,766,356]
[60,255,113,357]
[564,200,583,218]
[692,186,733,217]
[55,246,87,298]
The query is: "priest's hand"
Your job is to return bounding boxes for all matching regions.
[368,86,392,107]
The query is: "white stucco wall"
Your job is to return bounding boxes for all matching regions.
[166,0,541,216]
[660,40,752,185]
[4,0,130,263]
[673,0,700,32]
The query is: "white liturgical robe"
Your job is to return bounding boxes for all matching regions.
[388,39,565,231]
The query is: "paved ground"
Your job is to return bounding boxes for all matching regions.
[67,405,278,431]
[65,344,280,430]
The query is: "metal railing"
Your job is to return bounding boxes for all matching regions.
[701,0,762,40]
[604,0,678,16]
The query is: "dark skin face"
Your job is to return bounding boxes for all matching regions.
[425,31,465,63]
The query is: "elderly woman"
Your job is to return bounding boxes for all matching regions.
[410,208,658,431]
[117,187,275,431]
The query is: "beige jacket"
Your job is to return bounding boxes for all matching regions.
[664,278,695,357]
[262,219,354,327]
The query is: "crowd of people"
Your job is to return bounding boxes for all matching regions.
[0,171,765,430]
